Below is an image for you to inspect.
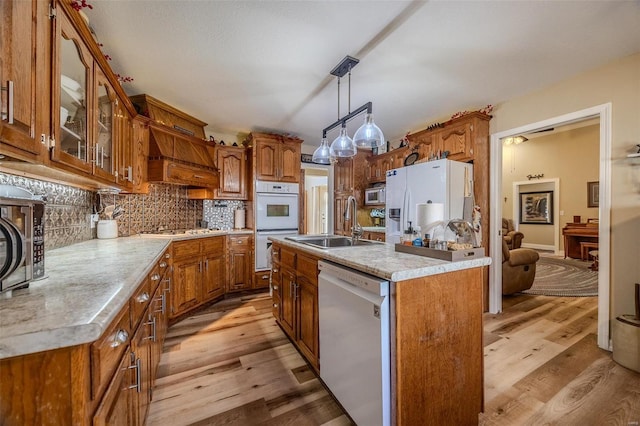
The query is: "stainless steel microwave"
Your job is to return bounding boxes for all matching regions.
[0,186,45,293]
[364,187,385,205]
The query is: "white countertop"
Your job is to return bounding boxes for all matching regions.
[361,226,385,232]
[269,236,491,282]
[0,230,252,360]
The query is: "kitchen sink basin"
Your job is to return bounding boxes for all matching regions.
[285,235,381,249]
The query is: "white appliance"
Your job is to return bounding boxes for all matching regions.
[364,186,386,205]
[255,181,299,270]
[318,261,390,426]
[385,159,473,244]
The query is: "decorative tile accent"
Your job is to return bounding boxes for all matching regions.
[203,200,245,230]
[0,173,93,250]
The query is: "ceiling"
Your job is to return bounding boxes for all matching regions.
[87,1,640,148]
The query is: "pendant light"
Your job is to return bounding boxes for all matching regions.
[312,55,384,164]
[353,112,384,149]
[312,137,331,164]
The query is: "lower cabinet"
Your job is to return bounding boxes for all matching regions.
[227,235,253,292]
[93,352,135,426]
[171,236,225,319]
[271,243,319,371]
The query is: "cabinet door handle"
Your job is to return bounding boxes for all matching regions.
[273,284,278,291]
[144,315,157,342]
[128,357,142,392]
[155,293,166,314]
[205,259,209,271]
[193,174,204,179]
[273,303,279,309]
[2,80,14,124]
[159,262,167,268]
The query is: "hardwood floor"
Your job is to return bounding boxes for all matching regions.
[147,293,352,425]
[148,292,640,425]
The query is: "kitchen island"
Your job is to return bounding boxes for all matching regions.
[269,235,491,426]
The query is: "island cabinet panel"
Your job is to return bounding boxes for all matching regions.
[270,243,320,372]
[394,267,484,426]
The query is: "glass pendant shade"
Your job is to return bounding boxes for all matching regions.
[353,113,384,149]
[329,127,357,158]
[312,137,331,164]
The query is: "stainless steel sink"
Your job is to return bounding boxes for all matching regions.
[285,235,381,249]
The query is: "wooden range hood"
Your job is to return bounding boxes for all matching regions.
[131,94,218,188]
[147,124,219,188]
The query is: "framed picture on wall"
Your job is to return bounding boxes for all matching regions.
[587,181,599,208]
[519,191,553,225]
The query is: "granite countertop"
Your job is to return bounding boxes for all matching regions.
[0,230,252,360]
[269,236,491,282]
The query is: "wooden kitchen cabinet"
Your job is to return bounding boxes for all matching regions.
[249,132,302,183]
[1,248,172,426]
[127,115,150,194]
[334,157,354,192]
[436,120,473,162]
[271,243,319,371]
[226,235,253,292]
[170,236,226,319]
[0,0,50,161]
[362,231,385,242]
[215,145,248,199]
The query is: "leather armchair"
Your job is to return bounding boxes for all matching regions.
[502,218,524,249]
[502,239,540,295]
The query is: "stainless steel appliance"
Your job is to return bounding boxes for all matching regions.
[364,186,385,205]
[255,181,299,271]
[318,260,391,426]
[0,185,45,293]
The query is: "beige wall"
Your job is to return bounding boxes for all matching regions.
[491,52,640,319]
[502,124,600,248]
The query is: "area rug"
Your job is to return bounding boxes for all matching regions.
[522,255,598,297]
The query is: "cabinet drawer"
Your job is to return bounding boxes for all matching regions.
[202,236,224,254]
[148,264,163,294]
[272,294,281,320]
[130,279,152,330]
[158,250,171,276]
[173,239,200,259]
[228,235,251,248]
[297,254,318,285]
[280,247,296,269]
[254,270,271,289]
[91,304,131,400]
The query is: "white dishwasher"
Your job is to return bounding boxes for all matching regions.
[318,260,391,426]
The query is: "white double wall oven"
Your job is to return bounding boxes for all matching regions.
[254,181,299,271]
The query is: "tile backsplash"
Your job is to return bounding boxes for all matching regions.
[0,173,93,250]
[0,172,246,248]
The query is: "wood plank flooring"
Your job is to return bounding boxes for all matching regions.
[148,292,640,425]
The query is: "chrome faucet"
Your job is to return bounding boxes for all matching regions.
[344,195,363,242]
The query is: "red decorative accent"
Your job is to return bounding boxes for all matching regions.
[70,0,93,11]
[104,54,112,61]
[115,74,134,84]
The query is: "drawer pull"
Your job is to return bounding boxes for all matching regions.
[273,303,279,309]
[165,253,171,259]
[151,274,160,281]
[272,268,278,273]
[159,261,167,268]
[110,329,129,348]
[261,274,269,280]
[273,285,279,290]
[136,292,150,303]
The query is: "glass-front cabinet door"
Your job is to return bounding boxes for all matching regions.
[93,68,116,182]
[52,8,92,173]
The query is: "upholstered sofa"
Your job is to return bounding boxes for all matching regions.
[502,239,540,295]
[502,218,524,249]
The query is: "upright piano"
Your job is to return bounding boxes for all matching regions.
[562,222,599,259]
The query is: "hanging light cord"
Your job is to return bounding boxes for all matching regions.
[348,65,352,114]
[337,77,340,119]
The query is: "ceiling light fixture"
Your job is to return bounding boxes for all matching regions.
[312,56,384,164]
[502,135,528,145]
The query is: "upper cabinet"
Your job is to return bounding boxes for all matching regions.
[215,145,247,199]
[249,132,302,183]
[52,7,93,174]
[0,0,50,161]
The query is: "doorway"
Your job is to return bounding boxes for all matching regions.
[489,103,612,350]
[301,165,330,235]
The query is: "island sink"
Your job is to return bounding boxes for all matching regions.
[285,235,381,249]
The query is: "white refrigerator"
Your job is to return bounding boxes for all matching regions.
[385,159,473,244]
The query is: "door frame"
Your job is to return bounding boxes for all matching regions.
[489,103,612,350]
